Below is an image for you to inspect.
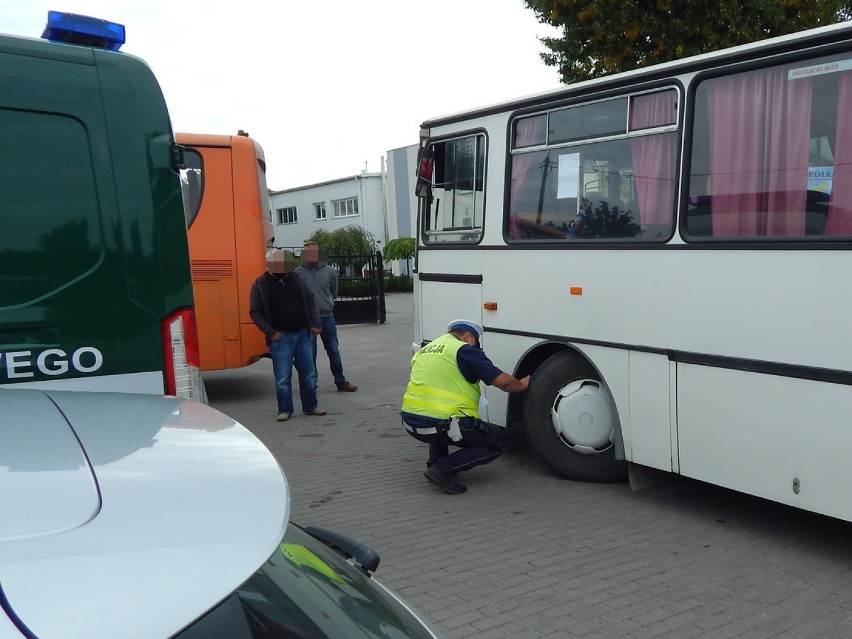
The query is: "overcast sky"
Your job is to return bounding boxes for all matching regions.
[4,1,562,190]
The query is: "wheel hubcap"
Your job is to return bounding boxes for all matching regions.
[550,378,615,454]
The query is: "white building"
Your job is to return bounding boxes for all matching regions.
[269,145,419,274]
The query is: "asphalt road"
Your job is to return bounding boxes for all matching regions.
[204,292,852,639]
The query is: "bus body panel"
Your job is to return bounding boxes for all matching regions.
[626,352,675,473]
[473,247,852,373]
[193,278,236,370]
[0,35,194,394]
[414,20,852,521]
[678,364,852,519]
[178,133,269,371]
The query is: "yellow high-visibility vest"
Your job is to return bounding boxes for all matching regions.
[401,333,481,419]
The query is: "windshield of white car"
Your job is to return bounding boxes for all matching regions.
[172,523,438,639]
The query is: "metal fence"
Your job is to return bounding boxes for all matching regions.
[277,248,386,325]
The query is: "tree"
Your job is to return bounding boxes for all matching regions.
[382,237,415,262]
[384,237,414,280]
[305,228,332,249]
[523,0,852,83]
[308,225,376,271]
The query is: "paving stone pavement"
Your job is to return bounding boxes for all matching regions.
[205,292,852,639]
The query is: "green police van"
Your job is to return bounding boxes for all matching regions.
[0,12,203,399]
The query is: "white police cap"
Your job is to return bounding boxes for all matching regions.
[447,319,484,340]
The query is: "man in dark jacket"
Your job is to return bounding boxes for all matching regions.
[249,248,326,422]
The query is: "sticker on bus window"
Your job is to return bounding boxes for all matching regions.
[788,59,852,80]
[807,166,833,195]
[557,153,580,199]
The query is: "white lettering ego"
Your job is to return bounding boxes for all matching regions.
[72,347,103,373]
[37,349,69,375]
[1,346,104,379]
[5,351,34,378]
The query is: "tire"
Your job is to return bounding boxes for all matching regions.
[523,351,627,482]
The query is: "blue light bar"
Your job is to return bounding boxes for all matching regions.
[41,11,126,51]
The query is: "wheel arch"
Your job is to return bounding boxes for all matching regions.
[505,341,586,427]
[506,341,626,461]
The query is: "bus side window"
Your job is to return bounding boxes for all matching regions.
[507,90,678,243]
[687,57,852,240]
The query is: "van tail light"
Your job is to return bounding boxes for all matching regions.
[162,308,204,401]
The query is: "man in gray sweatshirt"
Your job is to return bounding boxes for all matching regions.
[296,241,358,392]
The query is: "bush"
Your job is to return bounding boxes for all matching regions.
[384,274,413,292]
[337,278,373,297]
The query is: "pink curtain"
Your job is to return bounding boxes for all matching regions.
[826,72,852,235]
[509,115,547,239]
[630,91,678,225]
[707,69,812,237]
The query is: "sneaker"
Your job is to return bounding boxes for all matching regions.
[304,408,327,416]
[336,381,358,392]
[276,413,291,422]
[423,466,467,494]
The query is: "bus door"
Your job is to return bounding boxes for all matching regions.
[414,133,488,413]
[416,272,484,344]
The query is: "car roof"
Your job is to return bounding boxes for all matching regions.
[0,389,289,639]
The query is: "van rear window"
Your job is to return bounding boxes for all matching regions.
[0,110,101,307]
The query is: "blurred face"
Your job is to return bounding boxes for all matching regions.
[462,331,480,349]
[300,243,328,269]
[267,251,296,277]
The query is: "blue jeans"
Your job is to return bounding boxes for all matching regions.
[270,330,318,415]
[311,314,346,385]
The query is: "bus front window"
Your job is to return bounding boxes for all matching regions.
[421,134,486,244]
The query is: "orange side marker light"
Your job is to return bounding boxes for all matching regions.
[483,302,498,310]
[569,287,583,296]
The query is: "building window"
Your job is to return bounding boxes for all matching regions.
[314,202,327,220]
[332,197,358,218]
[276,206,297,224]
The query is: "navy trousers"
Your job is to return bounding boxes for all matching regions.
[403,416,503,475]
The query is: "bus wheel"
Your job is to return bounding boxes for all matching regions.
[523,351,627,482]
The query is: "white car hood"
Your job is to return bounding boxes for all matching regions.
[1,391,100,540]
[0,389,289,639]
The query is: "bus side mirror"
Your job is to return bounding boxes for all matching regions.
[415,148,433,199]
[171,143,186,171]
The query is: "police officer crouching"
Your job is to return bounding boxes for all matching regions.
[400,320,530,494]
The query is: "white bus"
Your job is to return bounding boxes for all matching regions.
[412,21,852,522]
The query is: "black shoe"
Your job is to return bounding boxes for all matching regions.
[423,466,467,494]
